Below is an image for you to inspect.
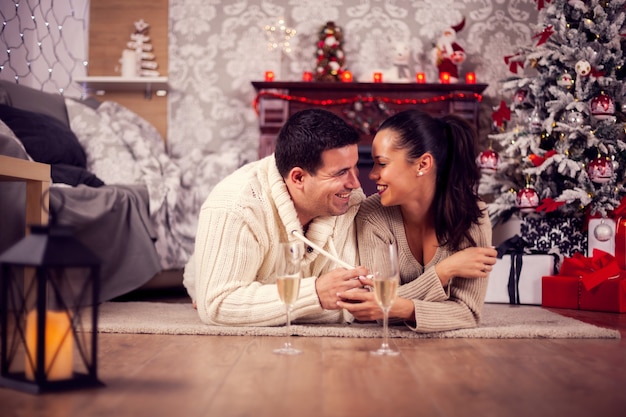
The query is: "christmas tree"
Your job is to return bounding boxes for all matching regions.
[481,0,626,226]
[314,21,347,81]
[124,19,160,77]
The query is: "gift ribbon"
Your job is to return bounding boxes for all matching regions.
[559,249,622,291]
[496,236,558,305]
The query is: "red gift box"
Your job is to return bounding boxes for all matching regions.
[541,249,626,313]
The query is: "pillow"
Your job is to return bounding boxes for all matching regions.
[0,119,31,160]
[0,103,86,167]
[51,164,104,187]
[0,80,69,126]
[64,98,142,185]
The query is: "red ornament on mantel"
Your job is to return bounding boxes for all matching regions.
[476,149,499,172]
[587,156,614,183]
[516,186,539,213]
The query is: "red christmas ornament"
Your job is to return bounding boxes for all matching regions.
[590,92,615,120]
[476,149,499,172]
[587,156,614,183]
[516,186,539,213]
[513,89,527,105]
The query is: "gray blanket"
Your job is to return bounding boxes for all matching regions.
[0,131,161,302]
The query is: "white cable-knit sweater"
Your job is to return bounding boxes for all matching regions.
[184,155,365,326]
[356,194,492,333]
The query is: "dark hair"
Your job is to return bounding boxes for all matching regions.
[377,109,482,251]
[275,109,360,178]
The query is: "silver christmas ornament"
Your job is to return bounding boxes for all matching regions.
[594,221,613,242]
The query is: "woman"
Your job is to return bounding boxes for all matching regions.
[338,109,497,332]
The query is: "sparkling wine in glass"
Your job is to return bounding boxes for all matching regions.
[273,241,304,355]
[371,243,400,356]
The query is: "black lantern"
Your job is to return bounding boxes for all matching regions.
[0,225,103,393]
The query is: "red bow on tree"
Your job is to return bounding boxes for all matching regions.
[504,54,524,74]
[491,100,511,127]
[611,196,626,218]
[528,150,556,167]
[536,197,565,213]
[533,26,554,46]
[534,0,551,10]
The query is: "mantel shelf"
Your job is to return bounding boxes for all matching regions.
[74,76,168,99]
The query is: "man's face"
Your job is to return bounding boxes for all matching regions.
[297,144,361,223]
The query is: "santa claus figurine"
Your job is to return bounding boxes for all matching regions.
[432,18,466,83]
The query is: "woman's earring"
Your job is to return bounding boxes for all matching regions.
[418,171,424,176]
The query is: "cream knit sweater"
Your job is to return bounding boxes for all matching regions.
[184,155,365,326]
[356,194,492,333]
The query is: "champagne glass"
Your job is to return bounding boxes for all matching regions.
[371,243,400,356]
[273,241,304,355]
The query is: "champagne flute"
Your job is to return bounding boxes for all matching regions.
[371,243,400,356]
[273,241,304,355]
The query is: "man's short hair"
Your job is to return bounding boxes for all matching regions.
[275,108,360,178]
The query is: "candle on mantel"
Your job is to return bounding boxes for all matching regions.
[341,71,353,82]
[302,71,313,82]
[25,310,73,381]
[373,72,383,83]
[415,72,426,83]
[264,71,275,82]
[465,72,476,84]
[439,72,451,84]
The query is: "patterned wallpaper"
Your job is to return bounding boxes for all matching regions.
[167,0,540,196]
[0,0,540,202]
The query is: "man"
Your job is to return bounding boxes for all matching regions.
[184,109,368,326]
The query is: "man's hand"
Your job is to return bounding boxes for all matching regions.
[315,266,368,310]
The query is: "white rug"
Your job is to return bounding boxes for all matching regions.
[96,302,621,339]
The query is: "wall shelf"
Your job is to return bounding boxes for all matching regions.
[74,76,168,99]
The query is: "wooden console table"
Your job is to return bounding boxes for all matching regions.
[0,155,50,231]
[252,81,487,195]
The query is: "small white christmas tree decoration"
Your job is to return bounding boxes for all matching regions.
[119,18,160,78]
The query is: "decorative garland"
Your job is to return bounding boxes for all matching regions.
[253,90,483,114]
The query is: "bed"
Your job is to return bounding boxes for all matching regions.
[0,80,197,302]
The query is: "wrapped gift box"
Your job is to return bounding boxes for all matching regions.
[542,274,626,313]
[521,216,587,257]
[541,250,626,313]
[486,254,555,305]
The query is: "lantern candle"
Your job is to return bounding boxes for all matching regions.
[302,71,313,82]
[25,310,73,381]
[465,72,476,84]
[341,71,353,82]
[415,72,426,83]
[439,72,451,84]
[264,71,275,82]
[373,72,383,83]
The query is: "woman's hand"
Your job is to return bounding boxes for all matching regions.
[435,246,498,286]
[336,276,415,321]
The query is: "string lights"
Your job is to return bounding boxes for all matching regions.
[0,0,88,95]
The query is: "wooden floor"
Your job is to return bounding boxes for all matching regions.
[1,288,625,417]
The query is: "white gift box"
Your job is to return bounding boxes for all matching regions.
[587,218,615,256]
[485,254,555,305]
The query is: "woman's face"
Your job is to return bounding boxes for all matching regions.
[369,128,420,207]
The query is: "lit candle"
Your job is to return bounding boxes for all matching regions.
[415,72,426,83]
[439,72,451,84]
[25,310,73,381]
[302,71,313,82]
[264,71,275,82]
[341,71,353,82]
[465,72,476,84]
[373,72,383,83]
